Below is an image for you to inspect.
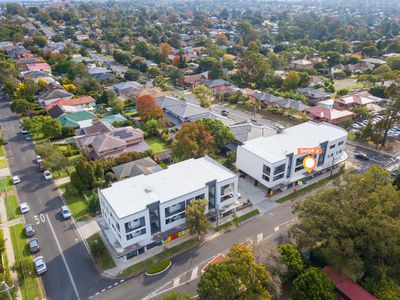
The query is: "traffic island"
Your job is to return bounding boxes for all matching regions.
[145,259,172,276]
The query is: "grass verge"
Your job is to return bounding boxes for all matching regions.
[276,172,341,204]
[1,176,14,193]
[146,136,170,154]
[0,229,15,298]
[5,195,21,221]
[216,209,260,232]
[0,159,7,168]
[60,183,89,221]
[0,145,4,157]
[118,239,197,277]
[9,223,42,300]
[147,259,171,275]
[87,233,116,271]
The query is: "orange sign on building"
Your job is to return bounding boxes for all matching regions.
[297,147,323,155]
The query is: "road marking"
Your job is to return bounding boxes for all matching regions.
[46,214,81,300]
[190,266,199,280]
[257,233,263,244]
[274,226,279,232]
[173,277,180,287]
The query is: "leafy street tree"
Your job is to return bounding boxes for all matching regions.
[41,118,62,139]
[192,84,212,108]
[290,166,400,284]
[202,119,234,151]
[135,95,163,122]
[290,267,335,300]
[282,71,300,91]
[10,98,33,116]
[161,291,192,300]
[198,244,271,300]
[172,121,216,161]
[185,198,209,239]
[277,244,305,282]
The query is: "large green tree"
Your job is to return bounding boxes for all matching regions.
[277,244,304,282]
[202,119,234,152]
[185,198,210,239]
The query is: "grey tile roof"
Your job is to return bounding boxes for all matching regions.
[111,157,163,180]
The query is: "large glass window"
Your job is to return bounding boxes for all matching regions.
[165,212,185,224]
[263,165,271,175]
[273,174,284,181]
[208,181,216,210]
[220,183,234,202]
[273,164,286,175]
[165,201,185,218]
[126,228,146,240]
[125,217,145,233]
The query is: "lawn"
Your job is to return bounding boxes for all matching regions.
[0,229,14,298]
[0,159,7,168]
[87,233,116,271]
[60,183,89,221]
[146,137,170,154]
[5,195,21,221]
[216,209,260,232]
[0,145,4,157]
[118,239,197,277]
[9,223,42,300]
[1,176,14,192]
[276,172,341,204]
[147,259,171,275]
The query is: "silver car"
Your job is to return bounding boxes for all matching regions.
[33,256,47,275]
[28,238,40,253]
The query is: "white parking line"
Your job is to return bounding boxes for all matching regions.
[190,266,199,280]
[257,233,263,244]
[173,277,180,287]
[46,214,81,300]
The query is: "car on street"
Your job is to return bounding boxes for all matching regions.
[12,175,21,184]
[221,109,229,116]
[19,202,30,214]
[61,205,72,220]
[24,134,32,141]
[33,256,47,275]
[25,224,35,237]
[28,238,40,253]
[43,170,52,180]
[21,128,28,134]
[39,163,45,172]
[355,152,369,161]
[36,155,43,163]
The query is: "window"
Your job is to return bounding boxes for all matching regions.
[165,201,185,217]
[296,156,306,166]
[126,228,146,240]
[166,212,185,224]
[338,141,344,146]
[329,144,336,149]
[273,174,284,181]
[116,223,120,232]
[146,241,162,250]
[273,164,286,175]
[263,165,271,175]
[220,183,234,202]
[262,174,270,182]
[125,217,145,233]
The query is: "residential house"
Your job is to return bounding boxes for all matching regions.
[202,79,231,92]
[57,111,97,128]
[99,156,238,260]
[111,157,163,180]
[135,87,170,100]
[297,87,331,106]
[20,62,52,76]
[113,81,144,99]
[334,91,385,110]
[181,71,209,87]
[236,122,348,192]
[45,96,96,111]
[361,58,386,67]
[382,53,400,60]
[305,106,354,125]
[38,83,73,106]
[76,126,150,159]
[88,66,115,81]
[252,92,309,112]
[289,59,314,70]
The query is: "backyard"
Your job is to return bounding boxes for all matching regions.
[146,136,170,154]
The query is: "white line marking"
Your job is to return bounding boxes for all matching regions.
[257,233,263,244]
[173,277,180,287]
[190,266,199,280]
[46,214,81,300]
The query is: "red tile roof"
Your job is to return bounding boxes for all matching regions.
[45,96,96,110]
[323,266,376,300]
[27,62,51,72]
[305,106,353,121]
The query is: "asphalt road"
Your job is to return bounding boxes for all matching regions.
[0,97,116,300]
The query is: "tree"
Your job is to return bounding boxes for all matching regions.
[13,258,34,280]
[185,199,209,239]
[202,119,234,151]
[45,150,68,174]
[291,267,335,300]
[192,84,212,108]
[10,99,32,116]
[237,51,272,87]
[41,119,62,139]
[172,122,216,160]
[98,89,117,104]
[373,64,392,75]
[362,45,379,57]
[124,69,141,81]
[143,118,161,137]
[290,166,400,280]
[71,160,96,191]
[154,76,170,91]
[33,35,47,48]
[198,244,271,300]
[283,71,300,91]
[109,98,125,113]
[277,244,304,282]
[159,43,172,62]
[135,95,163,122]
[387,57,400,71]
[162,291,192,300]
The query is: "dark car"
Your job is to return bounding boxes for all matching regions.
[24,134,32,141]
[39,163,45,172]
[355,153,369,161]
[25,224,35,237]
[28,238,40,253]
[221,109,229,116]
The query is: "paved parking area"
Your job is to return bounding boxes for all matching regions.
[237,176,279,214]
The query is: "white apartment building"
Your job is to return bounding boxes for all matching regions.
[236,122,348,192]
[99,156,238,260]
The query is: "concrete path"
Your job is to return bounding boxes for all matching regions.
[54,176,70,187]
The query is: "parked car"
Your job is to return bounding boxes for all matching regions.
[221,109,229,116]
[355,152,369,161]
[36,155,43,163]
[21,128,28,134]
[39,163,45,172]
[19,202,30,214]
[33,256,47,275]
[12,175,21,184]
[43,170,52,180]
[60,205,72,220]
[24,135,32,141]
[25,224,35,237]
[28,238,40,253]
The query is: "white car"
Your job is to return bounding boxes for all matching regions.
[19,202,30,214]
[20,128,28,134]
[33,256,47,275]
[36,155,43,164]
[60,205,72,220]
[12,176,21,184]
[43,170,52,180]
